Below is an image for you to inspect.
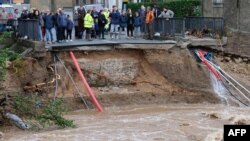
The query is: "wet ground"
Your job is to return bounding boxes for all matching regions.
[2,104,250,141]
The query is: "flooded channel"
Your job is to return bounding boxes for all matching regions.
[3,104,250,141]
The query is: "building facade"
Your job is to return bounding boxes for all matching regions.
[29,0,136,11]
[202,0,250,33]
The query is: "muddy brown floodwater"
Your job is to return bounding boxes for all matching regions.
[2,104,250,141]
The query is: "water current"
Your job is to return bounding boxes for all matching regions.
[3,104,250,141]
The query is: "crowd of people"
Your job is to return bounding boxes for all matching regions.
[10,5,174,43]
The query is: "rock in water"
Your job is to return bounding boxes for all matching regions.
[0,132,3,139]
[5,112,31,130]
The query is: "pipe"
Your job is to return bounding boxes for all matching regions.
[5,112,30,130]
[69,51,103,112]
[196,50,221,80]
[207,60,250,96]
[53,55,59,101]
[206,61,250,104]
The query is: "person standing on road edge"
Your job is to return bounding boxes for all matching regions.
[110,5,120,39]
[134,11,142,39]
[145,6,154,40]
[138,5,146,35]
[84,10,94,41]
[57,9,67,43]
[119,10,128,39]
[127,9,134,39]
[98,10,107,39]
[66,15,74,42]
[44,10,55,44]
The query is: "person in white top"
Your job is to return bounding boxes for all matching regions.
[158,8,174,18]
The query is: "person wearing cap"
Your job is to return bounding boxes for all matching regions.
[110,5,120,39]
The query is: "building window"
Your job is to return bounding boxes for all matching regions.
[213,0,223,7]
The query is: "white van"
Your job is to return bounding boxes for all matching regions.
[0,4,14,20]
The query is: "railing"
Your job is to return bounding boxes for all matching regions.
[141,18,185,37]
[1,17,224,40]
[17,19,40,41]
[141,17,224,37]
[185,17,224,36]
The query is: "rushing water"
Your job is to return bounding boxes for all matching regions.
[210,72,243,106]
[2,104,250,141]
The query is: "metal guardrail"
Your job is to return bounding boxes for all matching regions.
[185,17,224,36]
[142,17,224,37]
[1,17,224,40]
[141,18,185,37]
[17,19,40,41]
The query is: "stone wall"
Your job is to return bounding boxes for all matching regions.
[202,0,223,17]
[72,58,139,86]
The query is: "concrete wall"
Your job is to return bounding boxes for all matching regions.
[203,0,250,33]
[224,0,250,33]
[202,0,223,17]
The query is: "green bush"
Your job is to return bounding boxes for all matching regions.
[0,48,20,80]
[14,95,76,128]
[127,0,201,17]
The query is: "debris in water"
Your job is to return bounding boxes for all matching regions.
[4,112,31,130]
[228,115,249,125]
[202,112,220,119]
[180,123,190,126]
[205,130,223,141]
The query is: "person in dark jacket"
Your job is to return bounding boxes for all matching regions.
[77,8,85,39]
[138,5,146,34]
[134,11,142,38]
[127,9,134,38]
[98,10,107,39]
[31,10,43,41]
[119,10,128,39]
[28,8,36,19]
[20,7,29,19]
[44,10,54,44]
[52,11,59,42]
[66,15,74,42]
[57,9,67,42]
[110,5,120,39]
[73,11,79,38]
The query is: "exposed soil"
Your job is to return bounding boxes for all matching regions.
[215,55,250,90]
[1,47,220,113]
[1,44,250,132]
